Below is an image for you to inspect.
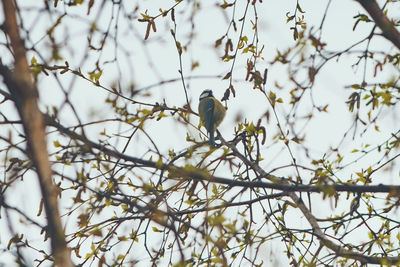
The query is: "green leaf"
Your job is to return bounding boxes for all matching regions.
[53,140,61,147]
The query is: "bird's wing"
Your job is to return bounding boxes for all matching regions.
[204,98,215,132]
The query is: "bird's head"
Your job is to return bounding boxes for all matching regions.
[199,89,213,100]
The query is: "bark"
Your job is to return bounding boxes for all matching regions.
[0,0,73,266]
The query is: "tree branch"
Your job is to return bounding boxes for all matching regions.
[356,0,400,50]
[41,113,400,194]
[289,192,400,265]
[223,137,400,265]
[0,0,73,266]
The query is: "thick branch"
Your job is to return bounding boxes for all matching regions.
[0,0,73,266]
[356,0,400,50]
[42,116,400,193]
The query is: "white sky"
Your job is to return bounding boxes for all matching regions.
[0,0,399,266]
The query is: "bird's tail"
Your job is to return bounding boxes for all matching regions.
[209,130,215,147]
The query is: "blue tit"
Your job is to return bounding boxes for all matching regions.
[198,89,226,146]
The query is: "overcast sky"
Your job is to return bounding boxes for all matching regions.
[0,0,399,265]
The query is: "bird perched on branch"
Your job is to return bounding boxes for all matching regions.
[198,89,226,146]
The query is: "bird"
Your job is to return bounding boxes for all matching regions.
[198,89,226,146]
